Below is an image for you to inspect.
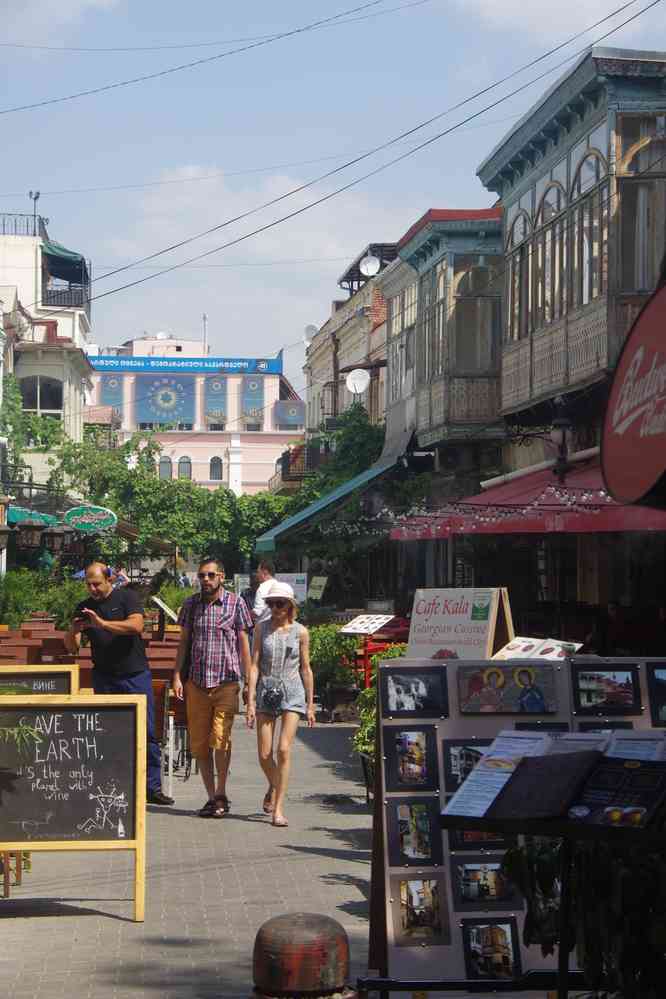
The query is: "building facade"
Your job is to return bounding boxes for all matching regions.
[87,335,305,495]
[0,213,93,483]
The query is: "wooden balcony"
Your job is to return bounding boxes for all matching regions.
[268,444,326,494]
[416,374,502,446]
[502,299,609,413]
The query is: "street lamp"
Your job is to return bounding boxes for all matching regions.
[549,416,574,484]
[16,520,46,549]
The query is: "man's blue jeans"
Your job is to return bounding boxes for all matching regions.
[93,669,162,793]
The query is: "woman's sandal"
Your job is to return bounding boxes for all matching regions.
[262,789,275,814]
[213,794,230,817]
[272,816,288,828]
[199,799,216,818]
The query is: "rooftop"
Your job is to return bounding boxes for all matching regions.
[397,207,503,251]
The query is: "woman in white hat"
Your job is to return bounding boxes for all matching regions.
[246,580,315,827]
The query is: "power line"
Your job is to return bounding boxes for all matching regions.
[72,0,655,293]
[0,112,524,200]
[0,0,397,116]
[0,0,432,53]
[83,0,662,307]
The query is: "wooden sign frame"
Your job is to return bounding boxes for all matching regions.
[0,664,80,695]
[407,588,514,660]
[0,694,146,922]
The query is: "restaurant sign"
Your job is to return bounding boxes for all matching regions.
[63,505,118,533]
[602,283,666,506]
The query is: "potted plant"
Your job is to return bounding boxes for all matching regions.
[308,624,359,721]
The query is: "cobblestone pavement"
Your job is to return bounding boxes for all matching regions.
[0,723,372,999]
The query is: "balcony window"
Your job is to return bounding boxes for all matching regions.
[19,375,63,417]
[209,456,223,481]
[208,422,225,431]
[158,456,172,480]
[619,179,666,292]
[178,456,192,480]
[618,114,666,175]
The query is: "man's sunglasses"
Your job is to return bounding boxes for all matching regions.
[267,599,288,609]
[197,571,221,580]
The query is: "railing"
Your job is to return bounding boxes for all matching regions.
[43,285,90,318]
[268,445,326,492]
[0,213,49,239]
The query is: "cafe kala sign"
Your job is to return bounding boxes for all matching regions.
[63,504,118,533]
[406,587,514,660]
[603,283,666,506]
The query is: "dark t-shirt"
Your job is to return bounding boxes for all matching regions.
[75,587,148,677]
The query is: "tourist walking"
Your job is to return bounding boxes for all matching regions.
[246,581,315,827]
[64,562,174,806]
[252,560,275,624]
[173,557,252,818]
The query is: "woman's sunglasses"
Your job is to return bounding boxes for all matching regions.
[267,599,288,609]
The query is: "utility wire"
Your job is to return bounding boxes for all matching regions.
[0,0,432,53]
[0,0,393,116]
[0,112,524,200]
[67,0,656,293]
[83,0,663,306]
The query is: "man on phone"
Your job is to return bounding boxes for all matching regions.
[64,561,174,806]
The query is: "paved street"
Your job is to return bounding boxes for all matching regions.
[0,723,372,999]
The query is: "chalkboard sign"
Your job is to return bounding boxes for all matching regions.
[0,665,79,696]
[0,694,146,921]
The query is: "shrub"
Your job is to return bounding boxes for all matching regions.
[42,579,88,630]
[156,582,195,615]
[351,643,407,759]
[0,570,48,629]
[308,623,359,689]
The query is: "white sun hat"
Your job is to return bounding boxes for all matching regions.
[265,580,298,606]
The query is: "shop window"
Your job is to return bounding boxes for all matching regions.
[19,375,63,417]
[158,456,172,480]
[209,456,223,481]
[619,179,666,292]
[177,456,192,479]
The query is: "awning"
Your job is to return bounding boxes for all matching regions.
[43,239,89,284]
[7,505,59,526]
[255,459,397,553]
[390,459,666,540]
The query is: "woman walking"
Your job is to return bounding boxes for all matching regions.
[246,581,315,827]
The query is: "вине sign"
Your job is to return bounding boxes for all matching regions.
[0,664,79,695]
[407,588,514,660]
[602,282,666,506]
[63,505,117,533]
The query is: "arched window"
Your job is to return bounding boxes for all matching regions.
[209,456,223,481]
[571,152,607,199]
[535,183,566,225]
[508,211,531,248]
[178,456,192,480]
[158,456,172,480]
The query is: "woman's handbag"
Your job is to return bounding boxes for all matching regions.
[260,676,286,711]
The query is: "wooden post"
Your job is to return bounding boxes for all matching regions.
[134,695,147,922]
[2,852,10,898]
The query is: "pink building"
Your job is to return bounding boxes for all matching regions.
[86,335,304,495]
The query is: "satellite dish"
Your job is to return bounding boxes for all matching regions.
[345,368,371,395]
[359,253,381,278]
[303,324,318,348]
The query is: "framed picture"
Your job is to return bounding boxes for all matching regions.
[457,662,557,715]
[380,666,448,720]
[384,726,439,792]
[647,665,666,727]
[442,739,493,794]
[577,720,635,732]
[450,855,523,912]
[514,721,570,732]
[462,917,522,981]
[386,797,443,868]
[390,874,451,947]
[571,663,642,716]
[445,797,516,852]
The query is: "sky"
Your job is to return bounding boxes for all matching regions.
[1,0,663,390]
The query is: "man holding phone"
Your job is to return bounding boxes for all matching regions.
[64,561,174,806]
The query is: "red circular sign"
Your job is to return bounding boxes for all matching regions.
[602,283,666,505]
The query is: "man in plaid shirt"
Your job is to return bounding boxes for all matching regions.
[174,557,252,818]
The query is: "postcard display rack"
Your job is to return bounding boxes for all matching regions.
[364,655,666,997]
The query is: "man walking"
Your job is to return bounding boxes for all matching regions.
[65,562,174,806]
[252,560,275,624]
[173,558,252,818]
